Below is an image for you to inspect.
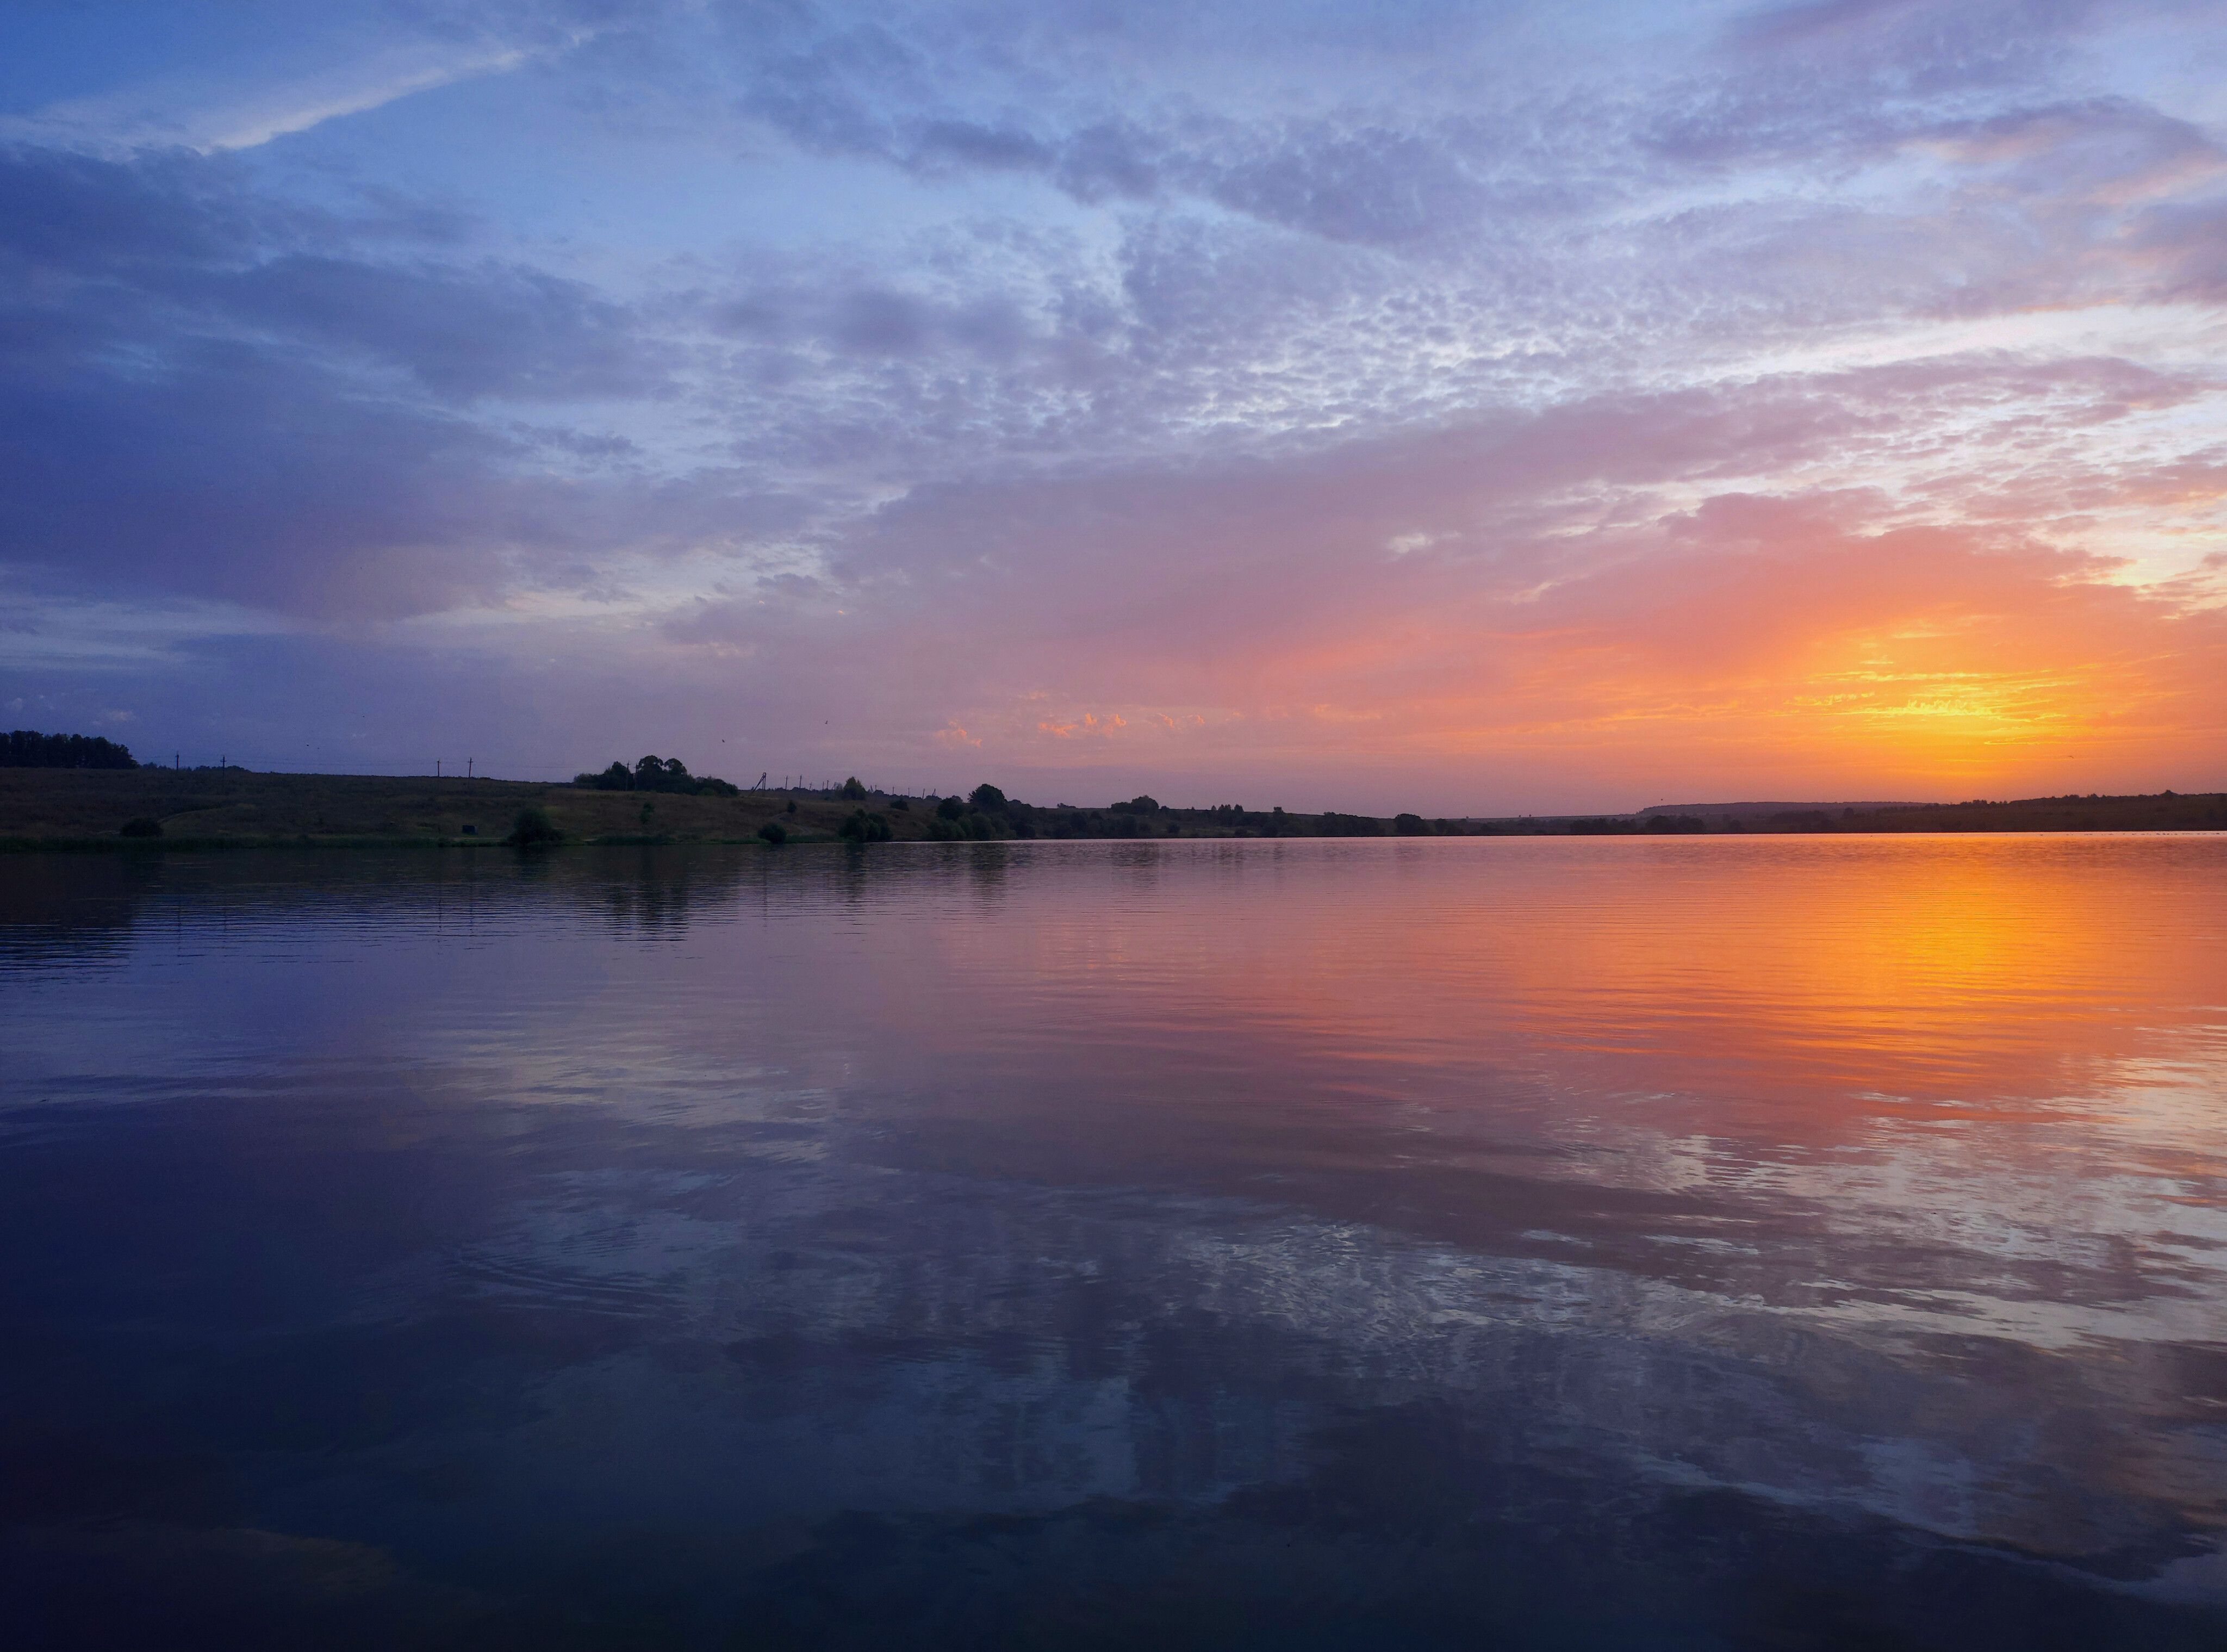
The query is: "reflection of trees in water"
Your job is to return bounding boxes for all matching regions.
[0,846,785,949]
[0,844,1091,956]
[808,840,1018,911]
[0,854,169,965]
[573,846,754,934]
[965,841,1011,905]
[1106,841,1168,891]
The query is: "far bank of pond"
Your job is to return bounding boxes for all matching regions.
[1,766,2222,849]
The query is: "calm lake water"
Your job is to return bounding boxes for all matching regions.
[3,836,2224,1650]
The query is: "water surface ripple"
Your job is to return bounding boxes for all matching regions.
[3,836,2224,1649]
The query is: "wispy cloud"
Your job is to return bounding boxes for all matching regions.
[5,32,582,155]
[1,0,2222,803]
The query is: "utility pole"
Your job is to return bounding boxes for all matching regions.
[468,758,473,779]
[437,760,441,778]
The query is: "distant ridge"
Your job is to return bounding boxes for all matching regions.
[1640,801,1927,821]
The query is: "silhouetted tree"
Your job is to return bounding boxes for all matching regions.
[575,755,736,794]
[5,730,138,768]
[838,808,892,843]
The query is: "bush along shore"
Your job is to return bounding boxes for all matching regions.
[0,747,2220,850]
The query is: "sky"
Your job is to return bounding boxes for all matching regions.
[3,0,2225,813]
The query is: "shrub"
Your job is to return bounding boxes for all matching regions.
[506,806,563,846]
[785,799,798,815]
[838,808,892,843]
[757,821,787,846]
[119,817,164,838]
[936,796,965,821]
[889,797,910,811]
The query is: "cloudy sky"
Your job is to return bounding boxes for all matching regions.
[4,0,2225,810]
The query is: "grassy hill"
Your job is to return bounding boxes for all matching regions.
[0,768,852,847]
[0,770,1409,846]
[2,768,2221,848]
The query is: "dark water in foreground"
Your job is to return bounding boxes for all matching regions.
[2,836,2224,1650]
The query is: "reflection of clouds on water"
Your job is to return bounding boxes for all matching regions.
[422,1133,2218,1575]
[2,838,2224,1640]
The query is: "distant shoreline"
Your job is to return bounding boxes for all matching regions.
[1,768,2222,849]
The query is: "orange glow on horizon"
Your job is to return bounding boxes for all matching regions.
[925,521,2227,803]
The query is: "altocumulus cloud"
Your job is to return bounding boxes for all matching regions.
[1,0,2223,805]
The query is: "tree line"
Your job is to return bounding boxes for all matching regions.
[574,756,741,796]
[2,730,139,768]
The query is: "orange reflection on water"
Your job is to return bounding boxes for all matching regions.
[880,833,2227,1114]
[7,837,2224,1586]
[829,835,2227,1341]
